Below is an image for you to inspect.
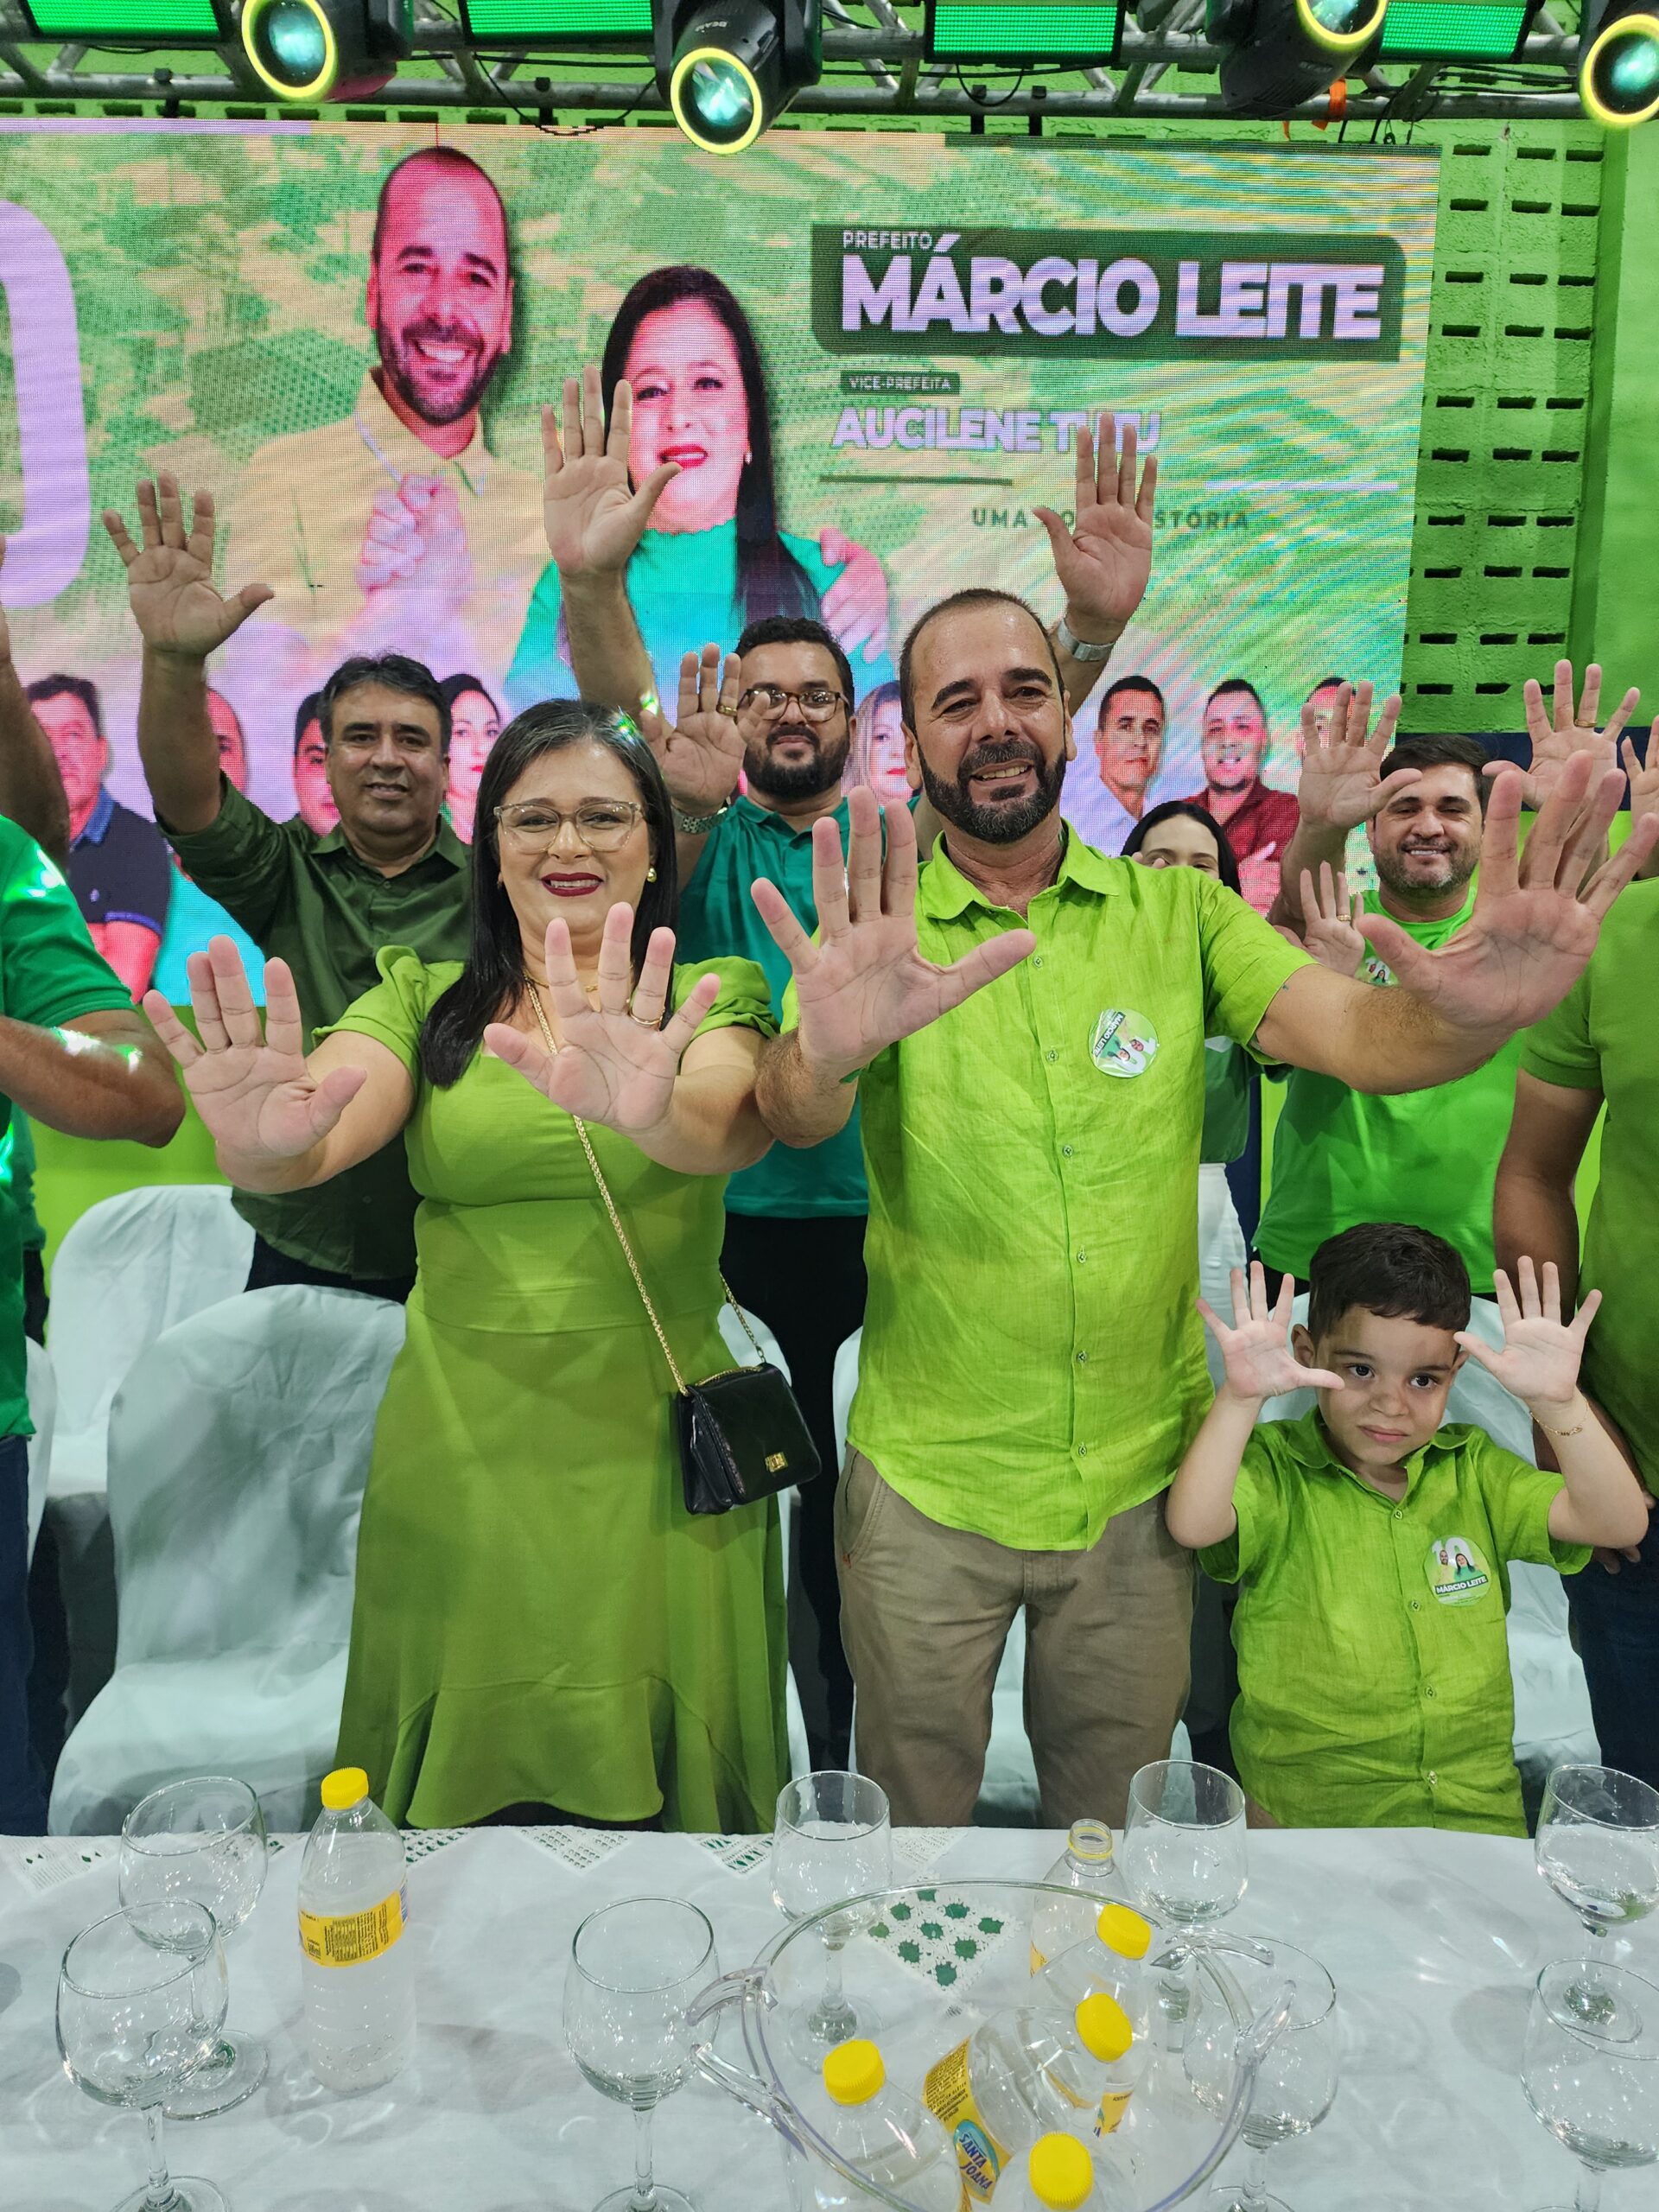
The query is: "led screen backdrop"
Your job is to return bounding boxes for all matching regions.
[0,121,1437,972]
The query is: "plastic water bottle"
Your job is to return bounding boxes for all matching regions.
[1001,2132,1114,2209]
[1031,1821,1121,1974]
[1033,1904,1154,2136]
[811,2039,961,2210]
[297,1766,415,2094]
[922,1991,1136,2202]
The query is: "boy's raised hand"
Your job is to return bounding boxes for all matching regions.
[1197,1262,1344,1403]
[1454,1256,1599,1414]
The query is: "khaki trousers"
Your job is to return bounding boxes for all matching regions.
[836,1451,1194,1829]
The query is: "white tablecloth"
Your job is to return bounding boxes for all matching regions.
[2,1824,1655,2210]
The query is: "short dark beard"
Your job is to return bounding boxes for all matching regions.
[920,739,1065,845]
[744,726,850,804]
[378,321,500,430]
[1376,843,1478,904]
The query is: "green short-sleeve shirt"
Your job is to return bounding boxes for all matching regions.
[788,829,1312,1548]
[1521,878,1659,1497]
[0,823,134,1436]
[1200,1039,1252,1166]
[1256,887,1522,1294]
[1199,1408,1589,1834]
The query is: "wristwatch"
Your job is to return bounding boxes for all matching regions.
[1055,613,1118,665]
[672,799,732,836]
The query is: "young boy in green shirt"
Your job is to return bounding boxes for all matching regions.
[1166,1223,1649,1834]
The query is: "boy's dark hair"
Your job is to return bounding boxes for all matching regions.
[1307,1222,1471,1343]
[734,615,855,720]
[1378,733,1493,812]
[319,654,450,753]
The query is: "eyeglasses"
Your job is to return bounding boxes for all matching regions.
[493,800,645,854]
[738,683,847,722]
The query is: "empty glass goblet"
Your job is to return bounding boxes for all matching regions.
[1535,1766,1659,2023]
[57,1897,231,2212]
[771,1770,893,2063]
[564,1896,717,2212]
[119,1775,269,2119]
[1522,1959,1659,2211]
[1121,1759,1249,2030]
[1185,1937,1339,2211]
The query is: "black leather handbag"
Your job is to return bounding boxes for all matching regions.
[572,1113,822,1516]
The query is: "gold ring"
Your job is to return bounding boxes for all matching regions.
[627,1008,661,1028]
[716,699,739,718]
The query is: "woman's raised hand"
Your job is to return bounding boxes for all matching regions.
[1197,1262,1344,1404]
[143,938,366,1162]
[540,366,680,579]
[485,906,721,1134]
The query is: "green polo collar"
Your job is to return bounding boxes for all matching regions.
[315,817,469,874]
[919,820,1122,922]
[730,791,851,842]
[1277,1404,1445,1501]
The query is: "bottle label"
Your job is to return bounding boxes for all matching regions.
[1029,1942,1047,1974]
[298,1884,407,1969]
[1096,2089,1132,2136]
[923,2036,1008,2204]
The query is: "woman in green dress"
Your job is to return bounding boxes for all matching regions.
[144,702,789,1829]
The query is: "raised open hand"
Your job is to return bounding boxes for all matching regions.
[104,475,272,660]
[1033,413,1156,643]
[1197,1262,1344,1402]
[484,906,720,1133]
[1619,726,1659,873]
[752,787,1034,1079]
[1293,681,1410,833]
[1360,753,1659,1037]
[817,527,891,664]
[541,366,679,579]
[1298,862,1367,977]
[637,645,748,817]
[142,938,365,1164]
[1501,659,1639,812]
[1454,1257,1598,1414]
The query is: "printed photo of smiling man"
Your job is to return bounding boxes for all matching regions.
[1182,677,1300,915]
[1059,673,1168,852]
[230,146,545,696]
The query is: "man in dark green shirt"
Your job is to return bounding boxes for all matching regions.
[107,475,470,1298]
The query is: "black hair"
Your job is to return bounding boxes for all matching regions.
[371,147,508,270]
[438,672,500,719]
[1096,674,1167,725]
[292,691,323,755]
[25,672,103,737]
[1205,677,1266,719]
[1308,676,1347,695]
[898,588,1064,728]
[734,615,855,717]
[418,702,678,1088]
[1306,1222,1471,1344]
[1118,799,1242,897]
[320,654,451,753]
[600,265,818,635]
[1378,733,1494,814]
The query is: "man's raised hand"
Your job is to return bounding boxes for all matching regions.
[541,366,679,579]
[636,645,748,817]
[1502,658,1638,813]
[104,475,272,660]
[1033,412,1156,643]
[1293,681,1411,833]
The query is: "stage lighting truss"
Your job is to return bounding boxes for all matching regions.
[652,0,822,153]
[238,0,412,100]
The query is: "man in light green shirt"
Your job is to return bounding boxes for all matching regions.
[753,582,1656,1828]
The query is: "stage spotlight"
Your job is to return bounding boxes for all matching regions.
[238,0,413,102]
[652,0,822,154]
[1209,0,1389,116]
[1580,0,1659,127]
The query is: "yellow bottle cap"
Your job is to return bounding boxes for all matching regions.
[822,2037,886,2106]
[321,1766,369,1813]
[1067,1819,1115,1864]
[1095,1903,1152,1960]
[1029,2131,1096,2210]
[1075,1989,1135,2063]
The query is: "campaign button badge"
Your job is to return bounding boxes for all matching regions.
[1091,1009,1158,1077]
[1426,1535,1493,1606]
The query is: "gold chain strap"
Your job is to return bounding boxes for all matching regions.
[524,985,766,1394]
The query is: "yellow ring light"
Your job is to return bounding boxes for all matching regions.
[1581,14,1659,128]
[240,0,340,101]
[670,46,766,156]
[1294,0,1389,57]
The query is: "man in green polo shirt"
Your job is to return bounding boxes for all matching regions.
[106,475,471,1300]
[751,584,1656,1827]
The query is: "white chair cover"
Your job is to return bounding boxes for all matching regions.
[24,1338,55,1564]
[49,1286,404,1837]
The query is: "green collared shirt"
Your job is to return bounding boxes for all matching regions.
[1201,1408,1589,1835]
[790,828,1311,1549]
[677,794,867,1220]
[164,780,471,1282]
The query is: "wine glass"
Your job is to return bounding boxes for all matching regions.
[1121,1760,1248,2026]
[771,1770,893,2063]
[1185,1938,1339,2210]
[1535,1766,1659,2022]
[1522,1959,1659,2211]
[564,1897,716,2212]
[57,1898,231,2212]
[119,1776,269,2118]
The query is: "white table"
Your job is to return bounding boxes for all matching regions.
[2,1824,1654,2210]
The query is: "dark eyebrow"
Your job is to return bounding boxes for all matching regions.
[394,245,501,279]
[1332,1344,1450,1372]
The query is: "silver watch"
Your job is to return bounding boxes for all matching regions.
[672,798,732,836]
[1055,613,1116,665]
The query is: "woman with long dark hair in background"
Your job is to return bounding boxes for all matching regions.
[143,700,788,1829]
[506,264,893,712]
